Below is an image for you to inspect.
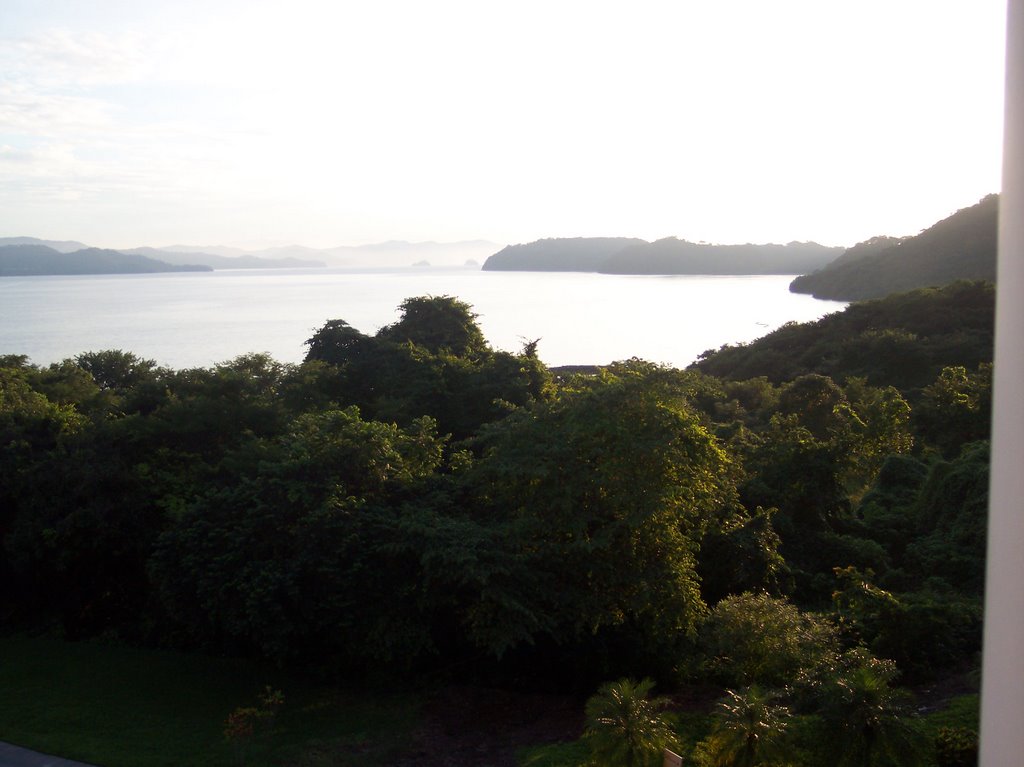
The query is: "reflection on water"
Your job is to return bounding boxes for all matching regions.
[0,267,846,370]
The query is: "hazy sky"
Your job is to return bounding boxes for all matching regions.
[0,1,1007,250]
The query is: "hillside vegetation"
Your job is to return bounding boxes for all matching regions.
[790,195,997,300]
[694,280,994,394]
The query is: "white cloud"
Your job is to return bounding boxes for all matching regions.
[7,28,152,88]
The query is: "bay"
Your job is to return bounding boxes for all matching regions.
[0,267,847,370]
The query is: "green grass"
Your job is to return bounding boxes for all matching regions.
[0,635,982,767]
[518,739,590,767]
[0,636,420,767]
[921,693,980,733]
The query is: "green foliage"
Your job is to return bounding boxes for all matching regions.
[75,349,161,392]
[914,364,992,456]
[739,413,852,585]
[224,687,285,766]
[0,284,996,695]
[0,365,87,451]
[934,726,978,767]
[854,454,930,563]
[697,506,792,605]
[701,593,837,688]
[814,662,926,767]
[789,194,997,301]
[519,738,592,767]
[304,297,551,440]
[583,678,675,767]
[904,441,989,594]
[695,686,792,767]
[446,368,737,658]
[303,319,376,367]
[832,567,982,683]
[27,359,106,414]
[836,378,913,492]
[695,281,994,394]
[377,294,488,356]
[149,407,446,665]
[777,374,846,439]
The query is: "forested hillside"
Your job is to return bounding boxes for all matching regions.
[694,280,994,394]
[0,289,992,764]
[789,195,997,300]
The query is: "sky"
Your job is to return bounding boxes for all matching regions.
[0,0,1008,250]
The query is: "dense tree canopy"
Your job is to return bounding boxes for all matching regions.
[0,285,993,698]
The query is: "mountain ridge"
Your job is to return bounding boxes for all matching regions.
[482,237,842,274]
[0,244,212,276]
[789,195,998,300]
[0,237,502,270]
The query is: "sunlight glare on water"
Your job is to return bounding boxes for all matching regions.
[0,268,846,370]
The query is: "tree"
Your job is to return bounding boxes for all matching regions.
[584,678,675,767]
[816,662,925,767]
[303,319,376,367]
[777,374,846,439]
[914,364,992,456]
[697,506,792,605]
[377,295,487,356]
[74,350,159,392]
[447,369,738,657]
[149,407,446,665]
[701,592,837,688]
[904,441,989,594]
[303,298,551,440]
[697,686,791,767]
[836,378,913,494]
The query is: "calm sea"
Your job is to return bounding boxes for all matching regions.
[0,267,846,370]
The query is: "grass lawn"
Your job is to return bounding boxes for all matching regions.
[0,634,981,767]
[0,636,420,767]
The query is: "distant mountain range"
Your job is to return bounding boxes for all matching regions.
[3,196,998,285]
[482,237,843,274]
[789,195,998,300]
[150,240,498,268]
[120,247,323,270]
[0,237,501,275]
[0,244,212,276]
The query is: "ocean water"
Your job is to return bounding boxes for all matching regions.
[0,267,846,370]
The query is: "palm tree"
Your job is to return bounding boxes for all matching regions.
[818,664,925,767]
[584,677,676,767]
[701,685,792,767]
